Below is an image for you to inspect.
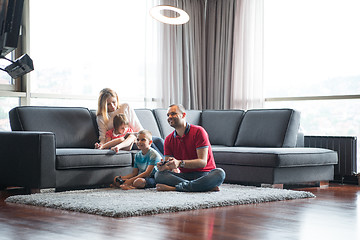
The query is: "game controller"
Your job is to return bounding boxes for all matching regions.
[159,160,169,166]
[115,177,125,185]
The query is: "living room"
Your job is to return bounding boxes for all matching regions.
[0,0,359,239]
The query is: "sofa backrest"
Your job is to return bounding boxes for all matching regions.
[9,106,98,148]
[234,109,301,147]
[134,109,162,138]
[9,106,301,149]
[202,110,245,146]
[153,109,202,139]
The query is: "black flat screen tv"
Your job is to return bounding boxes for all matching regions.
[0,0,24,57]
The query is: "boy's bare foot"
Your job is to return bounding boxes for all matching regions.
[156,184,176,191]
[211,186,220,192]
[112,176,122,188]
[120,184,135,190]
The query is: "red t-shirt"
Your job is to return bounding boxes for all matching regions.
[164,123,216,173]
[105,127,133,140]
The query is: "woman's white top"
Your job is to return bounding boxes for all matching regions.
[96,103,143,143]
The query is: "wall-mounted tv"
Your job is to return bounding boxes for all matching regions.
[0,0,24,57]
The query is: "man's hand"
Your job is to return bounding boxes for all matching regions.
[166,158,181,169]
[157,157,177,171]
[157,160,169,171]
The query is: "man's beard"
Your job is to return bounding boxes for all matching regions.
[168,118,180,128]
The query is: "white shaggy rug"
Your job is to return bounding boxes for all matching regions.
[5,184,315,218]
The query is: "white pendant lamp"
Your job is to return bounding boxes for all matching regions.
[150,5,190,25]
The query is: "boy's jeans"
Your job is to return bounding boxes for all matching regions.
[155,168,226,192]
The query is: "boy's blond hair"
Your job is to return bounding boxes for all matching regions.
[138,129,152,141]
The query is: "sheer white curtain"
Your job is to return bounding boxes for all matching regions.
[205,0,236,109]
[157,0,264,110]
[158,0,206,109]
[158,0,235,110]
[231,0,264,110]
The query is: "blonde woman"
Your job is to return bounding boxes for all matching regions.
[95,88,143,151]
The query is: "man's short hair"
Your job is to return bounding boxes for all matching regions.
[169,104,186,114]
[138,129,152,141]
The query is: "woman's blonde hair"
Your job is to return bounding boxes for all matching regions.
[97,88,119,124]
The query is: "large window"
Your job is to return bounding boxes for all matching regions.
[29,0,159,109]
[264,0,360,98]
[0,0,160,130]
[0,53,16,90]
[0,68,12,86]
[0,97,19,131]
[264,0,360,172]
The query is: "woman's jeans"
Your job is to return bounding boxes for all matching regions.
[155,168,226,192]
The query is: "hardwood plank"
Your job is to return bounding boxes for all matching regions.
[1,184,359,240]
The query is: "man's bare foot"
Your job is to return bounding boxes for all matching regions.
[156,184,176,191]
[120,184,135,190]
[211,186,220,192]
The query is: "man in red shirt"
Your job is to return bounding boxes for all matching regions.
[155,104,225,192]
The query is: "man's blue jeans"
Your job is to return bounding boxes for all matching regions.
[154,168,226,192]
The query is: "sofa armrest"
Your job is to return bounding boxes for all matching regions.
[296,131,304,147]
[0,131,56,189]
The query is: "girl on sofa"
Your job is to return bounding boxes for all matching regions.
[95,113,136,152]
[96,88,143,150]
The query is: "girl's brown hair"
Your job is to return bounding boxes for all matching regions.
[113,113,129,130]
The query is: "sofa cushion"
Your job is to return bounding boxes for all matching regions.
[212,146,338,167]
[134,109,162,137]
[9,106,98,148]
[153,108,202,138]
[56,149,133,170]
[234,109,301,147]
[202,110,245,146]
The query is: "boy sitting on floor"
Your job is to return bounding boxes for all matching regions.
[113,129,162,190]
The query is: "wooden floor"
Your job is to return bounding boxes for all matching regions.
[1,183,359,240]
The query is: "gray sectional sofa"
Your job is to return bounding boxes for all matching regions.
[0,106,338,192]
